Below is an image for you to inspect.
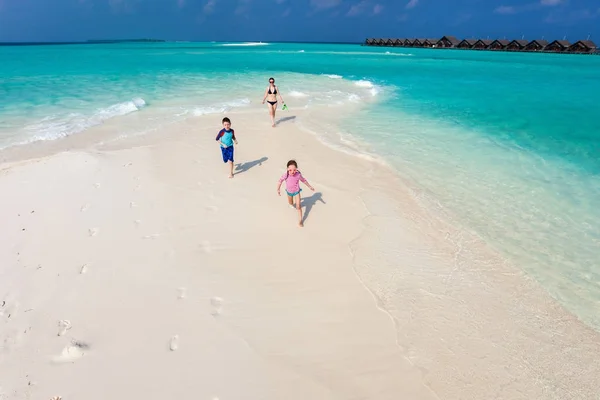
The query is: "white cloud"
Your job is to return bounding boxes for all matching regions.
[310,0,341,10]
[540,0,563,5]
[203,0,217,14]
[346,0,367,16]
[347,0,383,16]
[494,5,515,14]
[405,0,418,9]
[235,0,251,15]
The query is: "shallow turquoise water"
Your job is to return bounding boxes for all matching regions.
[1,42,599,328]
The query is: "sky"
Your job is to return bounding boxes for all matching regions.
[0,0,599,43]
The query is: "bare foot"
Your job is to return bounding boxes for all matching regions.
[298,222,304,227]
[228,174,234,179]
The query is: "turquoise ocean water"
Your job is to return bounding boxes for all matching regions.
[1,42,599,329]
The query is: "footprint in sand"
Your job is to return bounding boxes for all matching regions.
[130,201,137,208]
[123,162,133,167]
[80,203,90,212]
[205,205,219,213]
[79,264,88,274]
[178,288,186,299]
[57,320,72,336]
[210,297,223,316]
[134,219,142,227]
[88,228,98,237]
[1,299,19,321]
[134,184,142,191]
[143,234,160,239]
[169,335,179,351]
[52,340,89,363]
[93,183,101,188]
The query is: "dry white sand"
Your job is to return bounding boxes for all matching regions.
[1,109,599,400]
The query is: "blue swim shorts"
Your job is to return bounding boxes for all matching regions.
[286,188,302,197]
[220,146,234,163]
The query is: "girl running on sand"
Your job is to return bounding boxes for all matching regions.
[277,160,314,227]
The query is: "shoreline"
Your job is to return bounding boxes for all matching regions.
[1,107,600,399]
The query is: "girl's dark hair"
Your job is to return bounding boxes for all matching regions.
[269,77,275,82]
[287,160,297,167]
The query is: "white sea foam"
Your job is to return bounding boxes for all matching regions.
[189,98,251,116]
[220,42,268,47]
[288,91,309,98]
[23,98,147,143]
[324,74,343,79]
[354,80,374,88]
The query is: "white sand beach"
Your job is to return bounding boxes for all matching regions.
[1,109,599,400]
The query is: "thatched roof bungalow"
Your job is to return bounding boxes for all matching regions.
[385,38,395,46]
[567,40,597,53]
[457,39,477,49]
[365,38,375,45]
[403,38,415,46]
[472,39,493,50]
[393,38,406,46]
[489,39,510,50]
[422,38,438,47]
[524,40,548,51]
[545,40,571,52]
[436,36,460,48]
[411,38,426,47]
[506,39,529,51]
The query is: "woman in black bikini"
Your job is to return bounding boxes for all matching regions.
[262,77,284,127]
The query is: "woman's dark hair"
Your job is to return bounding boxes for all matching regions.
[287,159,297,168]
[269,77,275,82]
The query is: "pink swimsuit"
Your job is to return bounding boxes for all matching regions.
[279,171,307,195]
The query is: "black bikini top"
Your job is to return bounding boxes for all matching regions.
[269,85,277,95]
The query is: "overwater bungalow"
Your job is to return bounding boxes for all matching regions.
[422,38,438,48]
[568,40,597,53]
[506,39,529,51]
[457,39,477,49]
[524,39,548,52]
[363,34,596,55]
[489,39,510,50]
[472,39,493,50]
[545,40,571,52]
[436,36,460,48]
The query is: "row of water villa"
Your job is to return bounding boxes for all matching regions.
[364,36,598,54]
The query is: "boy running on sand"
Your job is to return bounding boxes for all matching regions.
[277,159,315,227]
[215,117,238,178]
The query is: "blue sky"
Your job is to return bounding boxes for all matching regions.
[0,0,599,43]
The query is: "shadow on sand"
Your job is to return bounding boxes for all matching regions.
[301,192,326,225]
[276,116,297,126]
[235,156,268,175]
